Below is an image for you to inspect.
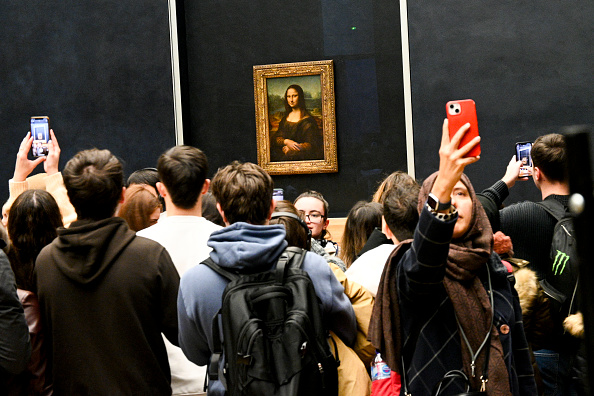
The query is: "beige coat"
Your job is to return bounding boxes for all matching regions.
[330,263,375,396]
[7,172,77,227]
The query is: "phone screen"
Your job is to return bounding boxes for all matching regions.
[31,116,50,157]
[272,188,284,201]
[516,142,533,177]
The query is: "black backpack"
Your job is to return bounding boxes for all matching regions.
[537,199,579,322]
[202,246,339,396]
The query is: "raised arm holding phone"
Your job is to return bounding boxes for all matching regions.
[3,129,76,228]
[370,115,537,395]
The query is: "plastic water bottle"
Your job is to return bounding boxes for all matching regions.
[371,353,391,382]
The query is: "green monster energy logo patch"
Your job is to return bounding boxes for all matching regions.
[552,250,570,275]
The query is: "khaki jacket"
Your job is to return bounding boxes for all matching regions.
[330,263,375,396]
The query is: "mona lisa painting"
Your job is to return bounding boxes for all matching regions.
[254,60,337,175]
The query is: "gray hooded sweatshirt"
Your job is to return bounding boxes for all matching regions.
[178,222,357,395]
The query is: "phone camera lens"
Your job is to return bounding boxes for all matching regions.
[455,108,460,113]
[449,104,454,109]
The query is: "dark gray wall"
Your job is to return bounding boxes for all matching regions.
[3,1,591,216]
[0,1,176,204]
[179,0,408,217]
[408,1,594,201]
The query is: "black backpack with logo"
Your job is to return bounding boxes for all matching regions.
[537,199,579,323]
[202,246,339,396]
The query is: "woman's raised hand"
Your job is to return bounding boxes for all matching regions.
[431,119,481,202]
[13,132,45,182]
[44,129,61,175]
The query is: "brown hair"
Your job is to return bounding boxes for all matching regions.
[383,183,420,242]
[63,149,124,220]
[372,171,418,203]
[294,190,332,240]
[294,190,329,217]
[0,221,9,254]
[338,201,383,268]
[118,185,162,231]
[270,200,310,250]
[531,133,568,183]
[201,191,225,226]
[158,146,208,209]
[211,161,273,225]
[8,190,63,291]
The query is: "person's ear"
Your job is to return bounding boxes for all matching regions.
[322,217,329,230]
[119,187,126,204]
[267,199,277,220]
[381,216,393,238]
[216,202,229,226]
[533,166,541,181]
[201,179,210,195]
[156,182,168,198]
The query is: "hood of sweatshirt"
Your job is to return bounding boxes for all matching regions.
[207,222,288,273]
[49,217,135,285]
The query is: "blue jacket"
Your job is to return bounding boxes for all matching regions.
[177,222,357,395]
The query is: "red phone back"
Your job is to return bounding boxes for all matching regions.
[446,99,480,157]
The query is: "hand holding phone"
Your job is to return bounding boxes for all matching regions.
[446,100,480,158]
[515,141,533,178]
[13,132,46,182]
[431,118,481,204]
[30,116,50,157]
[43,129,61,175]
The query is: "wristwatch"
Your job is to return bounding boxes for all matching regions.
[426,193,458,221]
[427,193,452,212]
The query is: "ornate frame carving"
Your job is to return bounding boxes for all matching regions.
[253,60,337,175]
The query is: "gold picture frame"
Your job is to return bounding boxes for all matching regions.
[253,60,337,175]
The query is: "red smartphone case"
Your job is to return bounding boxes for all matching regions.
[446,99,480,157]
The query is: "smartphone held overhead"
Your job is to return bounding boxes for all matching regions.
[515,141,533,177]
[446,99,480,158]
[31,116,50,157]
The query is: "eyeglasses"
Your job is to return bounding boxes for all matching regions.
[302,213,324,224]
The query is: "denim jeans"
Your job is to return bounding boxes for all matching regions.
[534,349,577,396]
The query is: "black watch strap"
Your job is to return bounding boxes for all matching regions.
[427,193,452,211]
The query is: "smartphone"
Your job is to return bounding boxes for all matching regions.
[446,99,480,158]
[30,116,50,157]
[515,141,533,177]
[272,188,284,201]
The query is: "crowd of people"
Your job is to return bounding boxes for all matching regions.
[0,119,584,396]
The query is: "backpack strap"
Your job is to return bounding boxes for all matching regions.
[200,257,238,384]
[537,199,567,221]
[275,246,306,284]
[202,257,240,282]
[208,312,223,381]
